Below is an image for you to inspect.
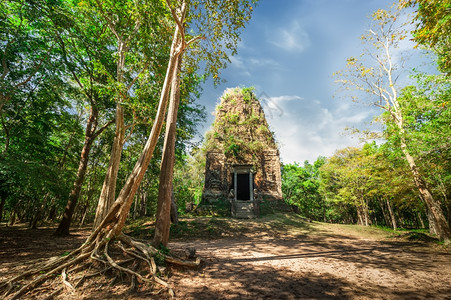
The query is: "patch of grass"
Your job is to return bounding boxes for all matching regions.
[170,220,196,236]
[372,225,397,233]
[60,251,70,257]
[372,225,430,235]
[169,217,235,239]
[126,218,154,239]
[125,213,443,248]
[405,232,438,242]
[194,199,231,217]
[259,197,291,216]
[369,225,439,243]
[154,251,166,266]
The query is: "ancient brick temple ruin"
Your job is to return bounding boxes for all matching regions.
[202,87,282,218]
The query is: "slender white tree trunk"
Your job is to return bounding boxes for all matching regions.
[397,124,450,242]
[386,198,397,231]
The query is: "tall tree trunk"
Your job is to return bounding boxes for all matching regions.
[133,191,139,219]
[140,189,147,217]
[79,186,95,227]
[386,198,397,231]
[79,204,89,227]
[153,55,181,248]
[8,200,20,226]
[170,188,178,224]
[399,132,450,242]
[0,195,6,223]
[379,197,391,227]
[91,23,182,240]
[363,199,369,226]
[427,207,438,235]
[417,211,425,229]
[31,193,51,229]
[9,212,16,226]
[55,108,98,236]
[45,197,58,221]
[93,41,127,229]
[357,207,364,226]
[93,106,125,229]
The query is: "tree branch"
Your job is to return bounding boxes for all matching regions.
[123,122,135,144]
[186,35,206,47]
[165,0,187,47]
[55,32,86,92]
[94,0,121,41]
[92,119,115,140]
[126,62,150,92]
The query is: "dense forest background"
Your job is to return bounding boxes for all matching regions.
[282,1,451,240]
[0,0,209,230]
[0,0,449,242]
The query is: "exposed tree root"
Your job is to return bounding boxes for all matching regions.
[0,233,200,299]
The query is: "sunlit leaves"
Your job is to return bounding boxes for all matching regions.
[403,0,451,74]
[282,159,325,220]
[184,0,259,84]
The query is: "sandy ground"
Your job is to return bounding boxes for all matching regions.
[1,219,450,299]
[168,222,451,299]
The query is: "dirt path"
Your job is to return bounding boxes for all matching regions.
[169,220,451,299]
[1,218,450,299]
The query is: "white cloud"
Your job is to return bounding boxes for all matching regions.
[261,93,372,164]
[229,56,251,77]
[268,95,303,102]
[229,55,280,77]
[337,110,372,124]
[269,21,310,53]
[229,55,245,69]
[248,58,280,67]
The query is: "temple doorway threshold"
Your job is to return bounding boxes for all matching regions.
[231,165,256,218]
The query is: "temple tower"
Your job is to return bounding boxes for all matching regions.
[202,87,282,218]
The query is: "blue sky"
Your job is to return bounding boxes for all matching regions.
[195,0,423,164]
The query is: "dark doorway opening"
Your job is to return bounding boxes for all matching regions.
[236,173,250,200]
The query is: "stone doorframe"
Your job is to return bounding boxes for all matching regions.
[232,165,254,202]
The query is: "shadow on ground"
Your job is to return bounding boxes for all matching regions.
[1,216,450,299]
[0,224,89,265]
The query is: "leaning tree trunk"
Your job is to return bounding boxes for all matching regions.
[8,200,21,226]
[0,23,195,300]
[92,12,185,237]
[398,131,450,242]
[153,54,181,248]
[95,35,181,241]
[55,108,99,236]
[426,205,438,235]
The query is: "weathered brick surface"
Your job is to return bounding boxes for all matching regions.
[202,88,283,216]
